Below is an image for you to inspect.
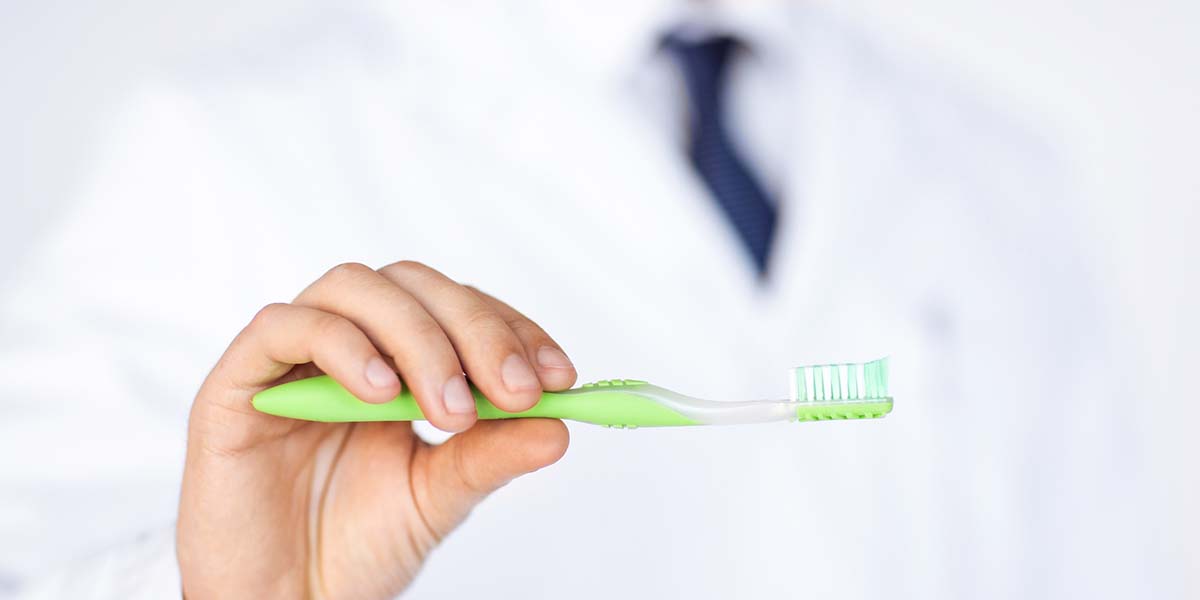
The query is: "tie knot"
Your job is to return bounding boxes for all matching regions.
[662,33,737,67]
[662,35,738,114]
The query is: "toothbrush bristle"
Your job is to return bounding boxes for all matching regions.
[789,358,890,403]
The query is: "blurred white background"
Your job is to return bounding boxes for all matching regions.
[837,1,1200,586]
[2,0,1196,593]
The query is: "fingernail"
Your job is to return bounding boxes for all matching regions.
[365,357,400,389]
[536,346,574,371]
[442,375,477,414]
[501,353,540,392]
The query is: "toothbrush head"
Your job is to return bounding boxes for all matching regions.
[789,358,892,421]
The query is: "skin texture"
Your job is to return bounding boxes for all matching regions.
[177,261,577,599]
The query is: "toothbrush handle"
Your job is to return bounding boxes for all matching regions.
[252,375,699,428]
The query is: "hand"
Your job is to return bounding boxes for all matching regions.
[177,261,576,599]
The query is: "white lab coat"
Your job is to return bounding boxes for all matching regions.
[0,2,1159,598]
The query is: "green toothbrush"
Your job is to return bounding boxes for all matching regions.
[252,358,893,428]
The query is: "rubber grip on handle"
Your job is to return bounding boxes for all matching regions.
[252,375,699,427]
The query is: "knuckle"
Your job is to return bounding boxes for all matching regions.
[324,261,374,283]
[313,313,355,341]
[380,259,432,278]
[249,302,289,329]
[453,440,487,495]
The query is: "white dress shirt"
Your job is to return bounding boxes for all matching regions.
[1,1,1163,598]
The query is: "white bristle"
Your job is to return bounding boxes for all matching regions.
[788,358,890,403]
[847,363,859,399]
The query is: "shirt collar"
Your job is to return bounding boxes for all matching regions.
[364,0,800,90]
[590,1,802,87]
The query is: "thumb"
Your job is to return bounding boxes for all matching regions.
[411,418,569,541]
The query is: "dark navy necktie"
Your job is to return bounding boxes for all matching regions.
[665,34,778,276]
